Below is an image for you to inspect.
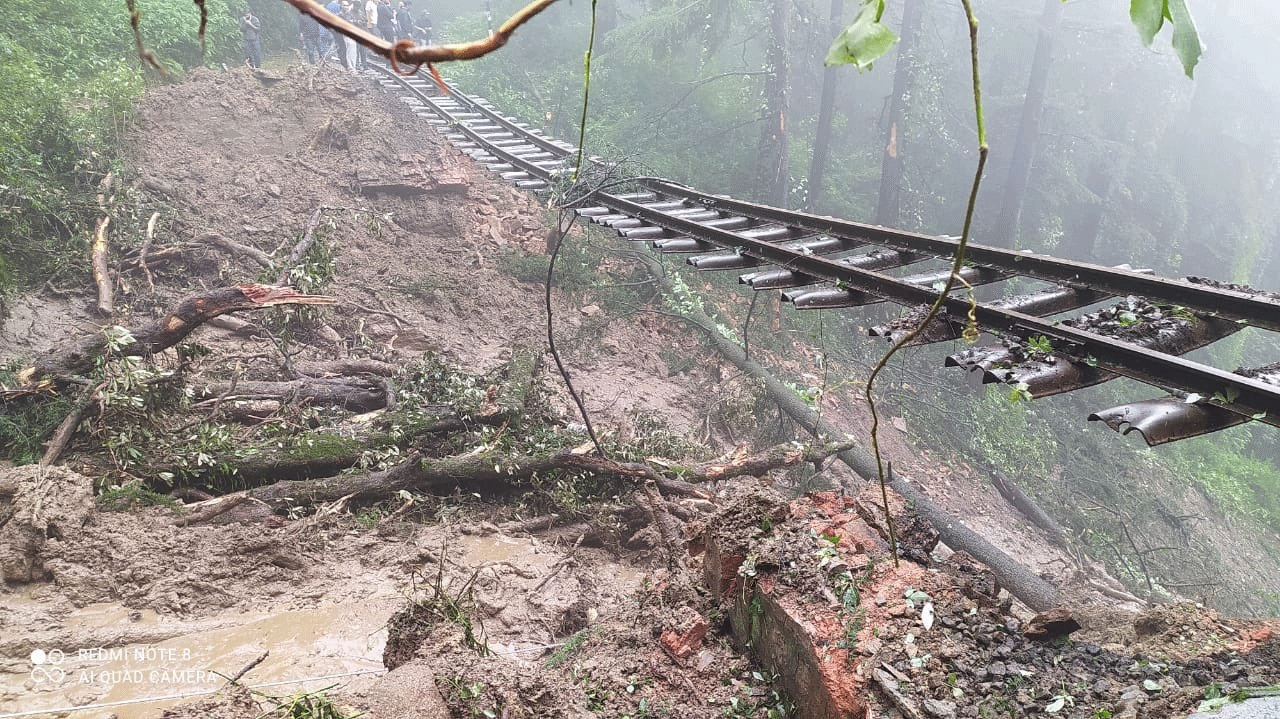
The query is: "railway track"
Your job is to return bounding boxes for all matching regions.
[370,62,1280,447]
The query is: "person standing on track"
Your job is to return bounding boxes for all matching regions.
[239,7,262,69]
[413,7,433,45]
[298,11,323,64]
[396,1,414,44]
[376,0,396,41]
[338,1,360,70]
[325,1,348,69]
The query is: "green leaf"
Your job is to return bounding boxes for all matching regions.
[1197,697,1230,712]
[1166,0,1202,78]
[1045,696,1066,713]
[826,0,898,71]
[1130,0,1166,46]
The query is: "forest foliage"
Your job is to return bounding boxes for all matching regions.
[0,0,245,289]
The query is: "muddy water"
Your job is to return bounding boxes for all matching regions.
[1,590,396,719]
[1,533,648,718]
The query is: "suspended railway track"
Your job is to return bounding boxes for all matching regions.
[369,62,1280,447]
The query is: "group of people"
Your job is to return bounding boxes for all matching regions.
[239,2,435,72]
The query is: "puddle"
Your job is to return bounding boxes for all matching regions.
[1,592,397,719]
[0,532,650,718]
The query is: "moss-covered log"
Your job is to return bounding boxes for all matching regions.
[196,378,388,412]
[245,450,651,511]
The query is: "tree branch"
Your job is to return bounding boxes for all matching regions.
[280,0,558,75]
[21,284,336,385]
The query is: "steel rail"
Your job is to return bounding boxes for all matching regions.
[589,192,1280,426]
[629,179,1280,332]
[368,62,1280,432]
[371,63,571,185]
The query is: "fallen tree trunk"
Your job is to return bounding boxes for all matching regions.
[886,465,1060,611]
[196,378,387,412]
[92,172,115,316]
[991,470,1071,550]
[634,251,1063,612]
[195,232,272,268]
[21,284,336,385]
[692,436,857,482]
[296,358,398,377]
[193,431,857,520]
[246,450,649,512]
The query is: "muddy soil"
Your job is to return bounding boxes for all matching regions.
[2,64,1278,719]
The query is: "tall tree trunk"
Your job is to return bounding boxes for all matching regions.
[991,0,1064,248]
[874,0,924,227]
[805,0,844,213]
[1058,159,1111,262]
[754,0,791,207]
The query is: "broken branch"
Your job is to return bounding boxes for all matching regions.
[279,0,557,74]
[22,284,336,386]
[276,209,324,285]
[196,232,272,268]
[91,216,113,316]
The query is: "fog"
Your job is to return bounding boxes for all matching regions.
[435,0,1279,290]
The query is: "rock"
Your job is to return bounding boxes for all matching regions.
[1023,607,1081,640]
[658,608,709,664]
[344,660,449,718]
[923,698,958,718]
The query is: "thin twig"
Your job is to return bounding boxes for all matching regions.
[863,0,989,567]
[227,651,268,683]
[572,0,600,179]
[140,212,159,292]
[545,209,606,456]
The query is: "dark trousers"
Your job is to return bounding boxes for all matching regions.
[242,38,262,68]
[303,35,322,64]
[333,33,347,68]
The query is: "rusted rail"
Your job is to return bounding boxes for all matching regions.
[369,62,1280,446]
